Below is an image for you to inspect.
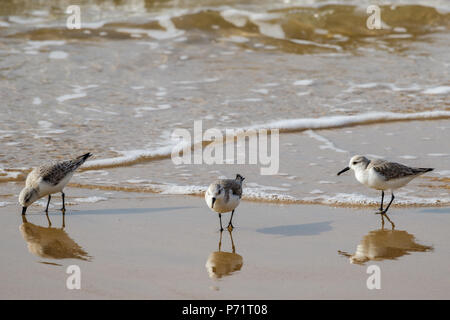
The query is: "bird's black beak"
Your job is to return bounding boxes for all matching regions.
[211,197,216,208]
[21,207,27,215]
[337,167,350,176]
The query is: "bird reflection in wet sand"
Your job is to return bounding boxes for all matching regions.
[20,214,91,261]
[339,227,432,265]
[205,230,243,279]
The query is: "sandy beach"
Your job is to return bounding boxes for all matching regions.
[0,191,449,299]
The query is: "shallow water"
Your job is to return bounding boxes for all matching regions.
[0,0,449,207]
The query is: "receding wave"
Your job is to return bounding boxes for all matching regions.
[1,110,448,179]
[79,110,450,171]
[248,110,450,133]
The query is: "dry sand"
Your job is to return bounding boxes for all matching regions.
[0,192,449,299]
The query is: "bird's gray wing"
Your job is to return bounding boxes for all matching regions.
[38,161,76,185]
[39,153,92,186]
[219,179,243,198]
[369,160,422,180]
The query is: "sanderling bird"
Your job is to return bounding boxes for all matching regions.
[19,153,93,215]
[337,155,433,227]
[205,174,245,231]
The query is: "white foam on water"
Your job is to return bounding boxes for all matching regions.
[290,39,342,51]
[251,89,269,95]
[346,82,422,93]
[293,79,314,86]
[56,92,86,103]
[82,21,108,29]
[435,170,450,176]
[248,111,450,132]
[0,169,25,182]
[49,51,68,59]
[428,153,449,157]
[116,17,184,40]
[398,155,418,160]
[73,196,108,203]
[172,78,220,85]
[386,34,413,39]
[304,193,450,206]
[9,16,46,24]
[422,86,450,95]
[26,40,66,51]
[32,97,42,105]
[83,144,185,169]
[220,35,249,43]
[56,85,97,103]
[38,120,52,128]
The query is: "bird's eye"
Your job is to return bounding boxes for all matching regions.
[352,161,357,165]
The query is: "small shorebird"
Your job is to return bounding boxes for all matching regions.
[19,153,93,215]
[205,174,245,231]
[337,155,433,227]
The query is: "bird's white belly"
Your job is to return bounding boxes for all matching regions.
[205,192,240,214]
[366,169,414,191]
[39,173,73,197]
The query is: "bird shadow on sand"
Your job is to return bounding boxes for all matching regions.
[256,221,333,237]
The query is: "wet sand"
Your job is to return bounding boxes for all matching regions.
[0,192,449,299]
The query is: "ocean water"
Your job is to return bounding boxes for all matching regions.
[0,0,449,207]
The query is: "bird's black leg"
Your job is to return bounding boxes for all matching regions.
[61,192,66,212]
[375,191,384,214]
[382,192,395,229]
[383,192,395,214]
[218,213,223,232]
[227,210,235,230]
[45,195,51,213]
[379,191,384,212]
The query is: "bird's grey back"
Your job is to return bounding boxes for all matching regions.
[39,154,91,185]
[368,159,432,180]
[214,179,243,198]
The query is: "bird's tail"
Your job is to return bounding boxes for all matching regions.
[413,167,434,175]
[77,152,93,162]
[73,153,93,167]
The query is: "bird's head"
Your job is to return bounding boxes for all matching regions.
[337,155,370,176]
[19,187,39,213]
[207,184,225,209]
